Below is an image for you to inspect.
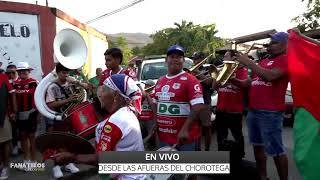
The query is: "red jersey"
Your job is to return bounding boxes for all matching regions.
[14,78,38,112]
[7,77,19,115]
[138,93,155,121]
[99,67,137,85]
[249,54,289,111]
[217,68,248,112]
[153,71,204,144]
[0,74,15,117]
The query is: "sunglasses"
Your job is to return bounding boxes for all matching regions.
[6,71,16,74]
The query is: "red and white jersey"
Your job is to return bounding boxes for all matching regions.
[96,107,144,151]
[153,71,204,145]
[99,66,137,85]
[95,107,145,180]
[138,93,155,121]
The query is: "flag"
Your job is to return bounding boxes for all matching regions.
[288,30,320,180]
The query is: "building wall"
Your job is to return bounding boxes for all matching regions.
[0,1,108,79]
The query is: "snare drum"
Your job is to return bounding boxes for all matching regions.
[145,146,188,180]
[67,101,99,139]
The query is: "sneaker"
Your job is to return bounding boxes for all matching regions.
[0,167,9,180]
[64,163,79,174]
[11,146,19,156]
[52,165,63,179]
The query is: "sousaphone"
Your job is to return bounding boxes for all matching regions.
[34,29,88,120]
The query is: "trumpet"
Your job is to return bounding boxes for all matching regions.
[199,43,257,85]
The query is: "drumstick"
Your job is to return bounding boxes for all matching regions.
[170,144,178,151]
[77,123,98,137]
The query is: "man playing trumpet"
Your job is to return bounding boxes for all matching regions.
[212,50,247,161]
[232,32,289,180]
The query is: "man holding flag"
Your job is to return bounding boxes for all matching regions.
[287,29,320,180]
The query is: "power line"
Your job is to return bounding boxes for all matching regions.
[85,0,145,24]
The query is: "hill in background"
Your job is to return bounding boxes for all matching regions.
[108,33,153,49]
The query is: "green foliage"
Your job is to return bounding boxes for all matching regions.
[141,20,225,57]
[132,46,143,56]
[293,0,320,32]
[110,36,132,65]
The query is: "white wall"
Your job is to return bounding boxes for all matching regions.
[0,12,42,80]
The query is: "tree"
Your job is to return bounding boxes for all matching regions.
[132,46,143,56]
[141,20,225,57]
[109,36,132,65]
[293,0,320,32]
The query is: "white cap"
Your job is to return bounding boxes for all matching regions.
[16,62,34,71]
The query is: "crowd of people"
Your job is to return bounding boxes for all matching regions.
[0,31,292,180]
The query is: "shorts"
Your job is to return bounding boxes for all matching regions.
[18,111,38,134]
[159,141,197,151]
[0,117,12,143]
[247,109,285,156]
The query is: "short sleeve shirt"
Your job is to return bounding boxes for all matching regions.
[249,54,289,111]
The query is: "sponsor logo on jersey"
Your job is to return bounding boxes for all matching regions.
[16,89,30,93]
[251,79,272,87]
[157,102,190,116]
[180,76,188,80]
[172,83,181,90]
[158,127,178,134]
[101,135,111,142]
[157,119,176,126]
[156,85,175,101]
[142,104,152,110]
[104,125,112,133]
[194,84,201,93]
[267,61,274,66]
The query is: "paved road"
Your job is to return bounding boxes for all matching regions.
[8,119,300,180]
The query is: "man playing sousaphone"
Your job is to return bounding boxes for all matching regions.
[45,63,88,178]
[51,74,145,180]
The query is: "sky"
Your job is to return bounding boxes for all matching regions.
[8,0,307,39]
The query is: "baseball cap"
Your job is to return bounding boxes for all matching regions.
[167,45,185,56]
[269,32,288,42]
[143,79,155,86]
[192,51,206,60]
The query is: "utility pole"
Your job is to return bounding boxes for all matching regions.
[46,0,48,7]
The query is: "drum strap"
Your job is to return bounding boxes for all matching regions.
[54,82,70,99]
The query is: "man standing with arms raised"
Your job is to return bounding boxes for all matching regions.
[153,45,204,152]
[234,32,289,180]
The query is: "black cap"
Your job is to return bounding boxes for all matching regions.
[191,51,206,60]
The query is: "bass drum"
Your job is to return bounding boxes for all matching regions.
[145,146,189,180]
[67,101,99,139]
